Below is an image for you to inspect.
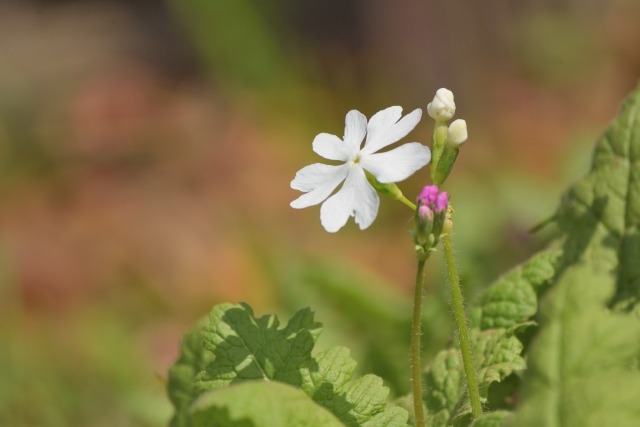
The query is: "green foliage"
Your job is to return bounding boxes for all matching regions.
[267,257,452,396]
[191,381,343,427]
[503,83,640,426]
[504,266,640,427]
[468,411,510,427]
[167,303,408,427]
[478,249,560,330]
[421,83,640,426]
[168,85,640,426]
[423,329,526,427]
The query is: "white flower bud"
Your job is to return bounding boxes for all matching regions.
[447,119,468,145]
[427,88,456,121]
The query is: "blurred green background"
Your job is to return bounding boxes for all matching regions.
[1,0,639,425]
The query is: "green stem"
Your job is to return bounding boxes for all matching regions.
[399,195,417,211]
[411,257,427,427]
[441,223,482,419]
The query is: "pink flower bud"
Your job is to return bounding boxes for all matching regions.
[435,191,449,212]
[417,185,448,212]
[418,185,439,205]
[418,205,434,222]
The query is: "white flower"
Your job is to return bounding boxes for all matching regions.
[290,107,431,232]
[447,119,468,145]
[427,88,455,121]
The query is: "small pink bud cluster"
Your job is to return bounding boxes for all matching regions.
[418,185,449,216]
[413,185,449,257]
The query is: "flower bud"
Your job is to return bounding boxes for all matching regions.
[427,88,456,121]
[417,185,448,213]
[414,204,434,246]
[413,185,449,256]
[435,191,449,212]
[418,185,439,204]
[447,119,468,145]
[418,204,434,223]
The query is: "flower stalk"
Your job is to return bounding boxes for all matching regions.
[411,256,428,427]
[411,185,449,427]
[441,213,482,419]
[365,171,416,210]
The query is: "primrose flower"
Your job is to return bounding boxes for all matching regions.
[447,119,468,145]
[290,107,431,232]
[427,88,456,121]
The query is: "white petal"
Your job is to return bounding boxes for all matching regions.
[290,163,349,209]
[360,143,431,183]
[320,166,379,232]
[312,133,351,161]
[344,110,367,151]
[362,108,422,155]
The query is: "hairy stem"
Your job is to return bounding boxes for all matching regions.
[411,257,427,427]
[442,221,482,419]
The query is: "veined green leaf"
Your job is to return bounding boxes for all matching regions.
[194,303,321,390]
[168,321,214,427]
[506,84,640,426]
[191,381,344,427]
[468,411,510,427]
[424,329,526,427]
[505,264,640,427]
[168,303,408,427]
[479,249,560,330]
[555,83,640,310]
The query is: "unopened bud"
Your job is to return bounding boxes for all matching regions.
[447,119,468,145]
[435,191,449,212]
[417,185,448,213]
[418,185,439,204]
[418,204,434,223]
[413,185,449,256]
[427,88,456,121]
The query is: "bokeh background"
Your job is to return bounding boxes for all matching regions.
[2,0,639,425]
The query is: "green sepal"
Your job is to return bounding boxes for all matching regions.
[430,122,448,180]
[365,171,404,201]
[433,145,460,186]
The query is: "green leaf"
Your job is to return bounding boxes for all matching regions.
[479,249,560,330]
[468,411,510,427]
[168,303,408,427]
[505,265,640,427]
[168,321,214,427]
[423,349,463,427]
[424,329,525,427]
[555,84,640,310]
[506,84,640,426]
[473,329,526,395]
[191,381,344,427]
[194,302,321,390]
